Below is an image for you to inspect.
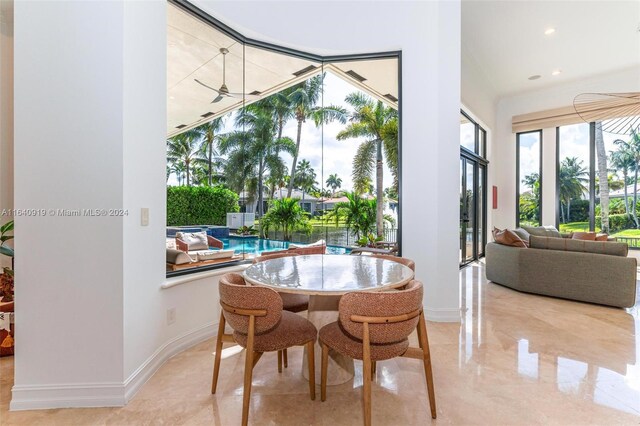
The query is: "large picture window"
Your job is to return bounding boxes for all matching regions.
[165,1,401,275]
[556,117,640,247]
[516,130,542,227]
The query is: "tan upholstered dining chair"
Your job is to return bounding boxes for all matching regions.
[211,273,317,426]
[319,280,436,425]
[370,253,416,272]
[252,252,310,371]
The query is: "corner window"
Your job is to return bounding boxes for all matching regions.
[165,2,401,275]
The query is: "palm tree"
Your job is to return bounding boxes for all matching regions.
[293,159,317,200]
[613,127,640,228]
[337,92,398,236]
[610,145,635,215]
[326,173,342,196]
[261,197,311,241]
[219,109,296,217]
[192,117,225,186]
[595,121,610,233]
[248,89,295,141]
[286,74,347,197]
[166,128,203,187]
[328,191,377,239]
[558,157,589,223]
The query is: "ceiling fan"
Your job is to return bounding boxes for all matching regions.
[194,47,259,103]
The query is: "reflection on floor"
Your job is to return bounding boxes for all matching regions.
[1,262,639,424]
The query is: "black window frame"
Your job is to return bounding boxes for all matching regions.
[460,110,486,157]
[166,0,403,278]
[515,130,543,228]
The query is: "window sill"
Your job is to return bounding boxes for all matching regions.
[162,263,250,289]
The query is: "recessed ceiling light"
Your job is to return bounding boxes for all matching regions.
[544,28,556,35]
[528,75,541,81]
[551,69,562,76]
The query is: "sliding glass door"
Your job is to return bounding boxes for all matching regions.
[460,154,487,266]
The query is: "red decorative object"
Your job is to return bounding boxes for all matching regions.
[492,186,498,209]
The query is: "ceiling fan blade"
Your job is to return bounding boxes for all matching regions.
[194,79,221,94]
[211,94,224,103]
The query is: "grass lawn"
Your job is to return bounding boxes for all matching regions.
[559,222,590,233]
[610,229,640,237]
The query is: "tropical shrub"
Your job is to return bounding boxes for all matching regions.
[596,213,633,232]
[328,192,377,239]
[167,185,239,226]
[260,198,312,241]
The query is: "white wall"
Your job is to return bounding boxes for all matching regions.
[0,0,13,269]
[12,0,462,410]
[492,67,640,229]
[461,44,497,131]
[13,0,125,407]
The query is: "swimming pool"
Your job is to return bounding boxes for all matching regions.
[220,237,349,255]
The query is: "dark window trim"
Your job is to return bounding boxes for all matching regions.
[460,110,487,158]
[166,0,403,277]
[516,130,543,227]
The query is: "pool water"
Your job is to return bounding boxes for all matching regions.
[220,237,349,255]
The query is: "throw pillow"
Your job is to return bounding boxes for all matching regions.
[522,225,561,238]
[572,232,596,241]
[512,228,531,243]
[176,231,209,250]
[595,233,609,241]
[492,227,528,248]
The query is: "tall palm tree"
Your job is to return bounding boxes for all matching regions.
[293,159,317,200]
[192,117,225,186]
[219,109,296,217]
[595,121,610,233]
[610,145,635,215]
[326,173,342,196]
[248,89,295,141]
[558,157,589,223]
[614,127,640,228]
[337,92,398,236]
[166,128,203,187]
[286,74,347,197]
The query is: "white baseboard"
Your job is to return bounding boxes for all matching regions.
[424,307,461,322]
[123,321,217,402]
[10,322,217,411]
[10,383,126,411]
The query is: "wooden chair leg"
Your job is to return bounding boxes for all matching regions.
[283,348,288,368]
[418,312,437,419]
[277,350,283,373]
[307,341,316,400]
[211,313,226,394]
[321,343,329,402]
[362,323,372,426]
[241,315,256,426]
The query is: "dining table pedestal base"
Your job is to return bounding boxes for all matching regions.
[302,295,355,385]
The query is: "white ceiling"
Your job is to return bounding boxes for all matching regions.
[167,3,398,137]
[462,0,640,98]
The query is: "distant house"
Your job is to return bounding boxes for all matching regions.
[238,188,321,216]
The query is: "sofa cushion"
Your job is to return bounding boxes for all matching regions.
[512,228,531,243]
[572,231,596,241]
[166,248,193,265]
[522,225,561,238]
[176,231,208,250]
[530,235,628,257]
[492,227,527,248]
[596,233,609,241]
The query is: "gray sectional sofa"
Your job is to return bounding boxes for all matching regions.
[486,235,637,308]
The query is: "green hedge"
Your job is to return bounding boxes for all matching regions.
[596,213,634,232]
[167,186,239,226]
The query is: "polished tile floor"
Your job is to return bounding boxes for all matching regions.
[1,262,639,425]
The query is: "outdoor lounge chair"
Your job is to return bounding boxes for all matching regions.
[175,231,224,252]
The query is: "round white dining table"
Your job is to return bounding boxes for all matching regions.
[243,254,415,385]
